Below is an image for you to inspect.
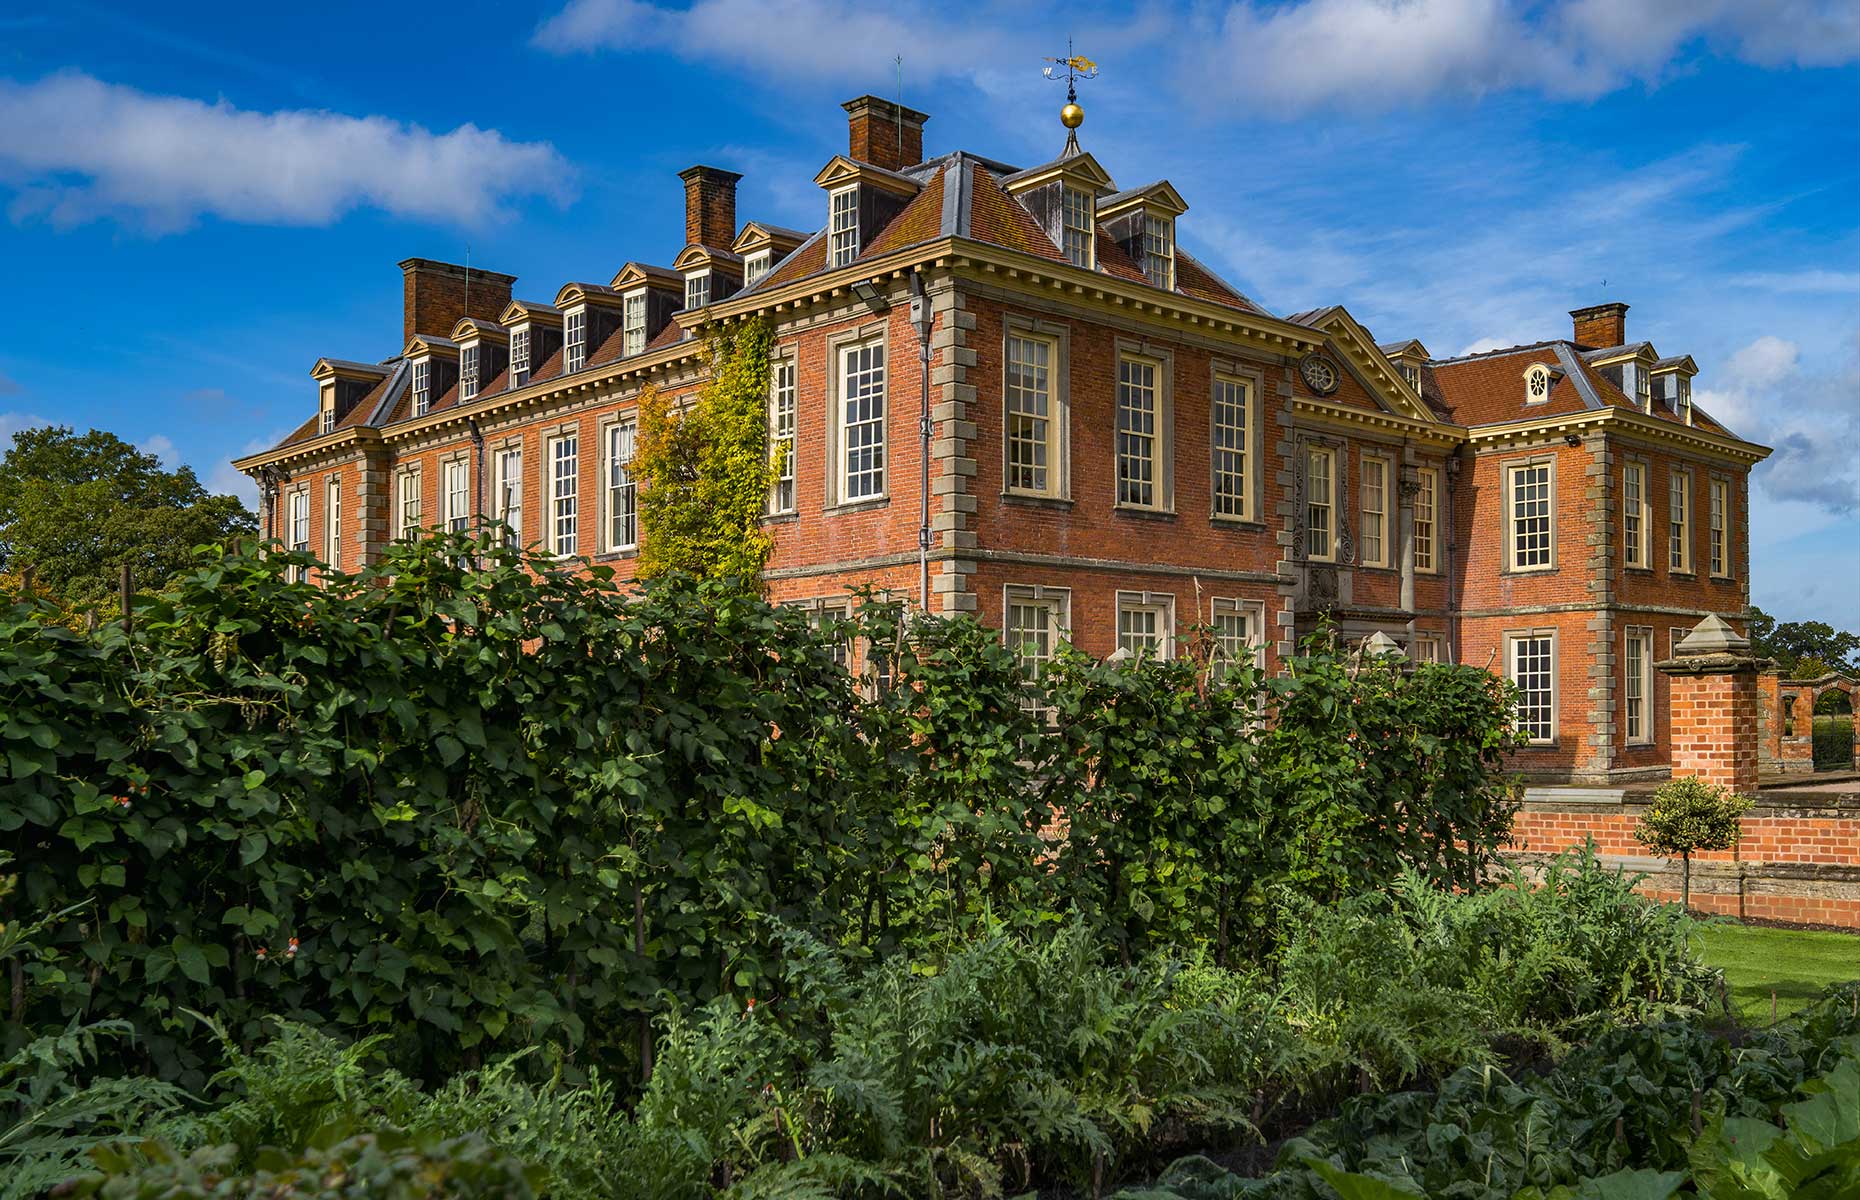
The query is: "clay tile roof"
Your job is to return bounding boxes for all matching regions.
[1093,228,1149,284]
[586,323,631,369]
[1429,345,1593,425]
[861,167,947,257]
[760,231,828,289]
[336,372,395,431]
[967,164,1064,262]
[277,413,320,448]
[1174,251,1264,315]
[527,346,564,387]
[645,320,684,351]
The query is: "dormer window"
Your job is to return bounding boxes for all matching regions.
[685,271,711,312]
[509,327,530,387]
[412,359,432,415]
[564,308,587,373]
[318,384,336,434]
[1633,363,1651,411]
[623,291,646,356]
[1677,374,1692,424]
[1143,215,1174,290]
[1399,363,1422,392]
[829,187,859,267]
[460,344,480,401]
[1061,186,1094,269]
[1525,363,1554,404]
[744,251,771,286]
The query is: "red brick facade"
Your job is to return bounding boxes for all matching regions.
[239,94,1772,787]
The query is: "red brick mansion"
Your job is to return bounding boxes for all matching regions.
[235,94,1770,787]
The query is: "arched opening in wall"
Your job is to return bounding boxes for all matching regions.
[1813,687,1855,771]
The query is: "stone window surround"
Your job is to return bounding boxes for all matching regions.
[1207,356,1266,526]
[1504,626,1560,747]
[823,319,891,511]
[1501,452,1558,574]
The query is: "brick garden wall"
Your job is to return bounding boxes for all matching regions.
[1508,792,1860,927]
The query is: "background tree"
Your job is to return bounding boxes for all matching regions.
[0,427,253,609]
[1635,776,1752,912]
[1748,606,1860,675]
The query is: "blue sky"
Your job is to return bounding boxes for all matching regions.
[1,0,1856,626]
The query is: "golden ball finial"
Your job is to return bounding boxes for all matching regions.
[1061,101,1084,129]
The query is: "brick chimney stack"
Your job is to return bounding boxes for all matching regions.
[1569,302,1629,350]
[680,166,742,251]
[399,258,516,346]
[843,95,930,172]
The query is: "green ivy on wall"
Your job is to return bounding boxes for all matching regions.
[633,319,775,585]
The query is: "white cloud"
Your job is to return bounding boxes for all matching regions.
[1696,331,1860,514]
[207,462,260,509]
[0,411,49,453]
[0,72,578,232]
[140,433,180,468]
[1728,269,1860,295]
[1177,0,1860,116]
[535,0,1004,81]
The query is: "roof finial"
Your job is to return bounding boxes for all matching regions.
[1043,39,1097,157]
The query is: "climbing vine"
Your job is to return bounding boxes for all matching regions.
[633,319,775,585]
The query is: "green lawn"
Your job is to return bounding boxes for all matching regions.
[1695,921,1860,1022]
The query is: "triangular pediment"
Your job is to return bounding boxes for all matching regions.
[608,262,681,292]
[813,155,922,196]
[1304,306,1438,424]
[999,150,1114,195]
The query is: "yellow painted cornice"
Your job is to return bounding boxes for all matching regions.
[1301,307,1437,424]
[310,357,392,381]
[1294,395,1463,449]
[1465,405,1771,465]
[608,262,681,291]
[813,155,922,197]
[499,299,563,328]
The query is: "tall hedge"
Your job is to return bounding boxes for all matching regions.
[0,534,1518,1085]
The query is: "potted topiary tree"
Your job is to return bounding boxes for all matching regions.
[1635,777,1752,913]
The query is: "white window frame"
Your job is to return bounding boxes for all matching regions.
[1143,214,1174,290]
[1506,630,1557,746]
[603,419,637,552]
[1003,583,1071,711]
[1505,457,1555,572]
[1115,351,1169,511]
[563,307,588,374]
[684,270,710,312]
[1210,372,1257,522]
[492,445,523,548]
[1624,626,1654,746]
[1208,596,1267,679]
[319,399,336,435]
[459,343,480,401]
[1634,362,1652,411]
[1305,445,1336,562]
[743,251,772,287]
[549,432,579,557]
[442,458,471,533]
[768,357,797,515]
[806,600,852,668]
[1360,454,1392,568]
[1669,467,1693,573]
[622,291,647,357]
[1677,374,1693,425]
[509,326,531,386]
[1413,633,1444,664]
[1709,477,1729,578]
[833,336,887,504]
[1004,330,1062,498]
[287,489,309,551]
[1115,590,1175,661]
[1060,186,1094,270]
[1414,466,1439,574]
[324,477,342,571]
[411,358,432,416]
[395,468,422,540]
[1623,461,1650,569]
[829,186,859,268]
[1525,363,1554,404]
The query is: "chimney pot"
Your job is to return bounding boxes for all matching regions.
[1569,301,1629,350]
[842,95,930,172]
[399,258,516,346]
[679,165,742,252]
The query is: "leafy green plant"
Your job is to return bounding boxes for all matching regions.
[1635,779,1752,912]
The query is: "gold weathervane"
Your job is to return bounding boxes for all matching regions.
[1042,40,1098,154]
